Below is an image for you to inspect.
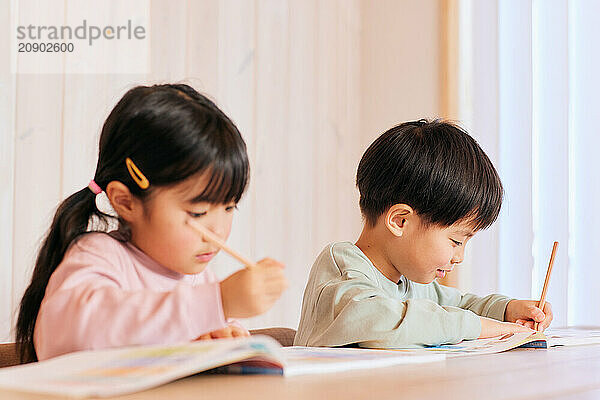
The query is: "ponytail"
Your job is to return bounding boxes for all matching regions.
[16,187,110,362]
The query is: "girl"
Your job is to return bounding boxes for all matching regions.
[16,84,288,362]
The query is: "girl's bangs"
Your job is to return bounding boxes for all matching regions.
[190,150,249,205]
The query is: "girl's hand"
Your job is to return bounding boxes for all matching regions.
[220,258,288,319]
[195,324,250,341]
[479,316,535,339]
[504,299,553,331]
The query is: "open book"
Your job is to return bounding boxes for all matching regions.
[397,327,600,356]
[519,327,600,348]
[0,335,443,398]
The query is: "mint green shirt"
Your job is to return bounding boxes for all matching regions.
[294,242,512,348]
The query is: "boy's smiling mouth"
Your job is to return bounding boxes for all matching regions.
[435,267,453,279]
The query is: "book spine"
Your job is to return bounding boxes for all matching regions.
[517,340,548,349]
[209,365,284,375]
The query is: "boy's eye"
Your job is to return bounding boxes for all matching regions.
[188,211,207,218]
[451,239,463,246]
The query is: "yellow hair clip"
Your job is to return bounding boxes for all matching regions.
[125,157,150,189]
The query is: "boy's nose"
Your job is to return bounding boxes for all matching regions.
[451,250,464,265]
[450,258,462,266]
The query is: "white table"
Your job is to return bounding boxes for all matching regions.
[2,344,600,400]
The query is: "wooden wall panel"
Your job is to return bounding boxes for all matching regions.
[0,1,16,342]
[11,0,66,339]
[3,0,443,339]
[212,0,256,272]
[149,0,187,81]
[283,0,318,327]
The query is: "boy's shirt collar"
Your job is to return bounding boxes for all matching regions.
[333,241,410,298]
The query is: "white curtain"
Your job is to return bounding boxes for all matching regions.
[458,0,600,327]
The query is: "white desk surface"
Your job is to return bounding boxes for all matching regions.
[1,344,600,400]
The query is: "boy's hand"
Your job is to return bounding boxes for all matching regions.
[195,324,250,341]
[504,299,553,331]
[479,316,535,339]
[220,258,288,319]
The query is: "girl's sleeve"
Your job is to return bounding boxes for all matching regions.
[426,281,512,321]
[201,268,249,335]
[298,270,482,348]
[34,238,228,360]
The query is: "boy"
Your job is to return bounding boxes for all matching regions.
[295,120,553,348]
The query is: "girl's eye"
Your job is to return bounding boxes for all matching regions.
[188,211,207,218]
[225,205,238,212]
[451,239,463,246]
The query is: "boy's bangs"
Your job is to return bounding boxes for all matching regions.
[470,187,503,231]
[451,170,503,232]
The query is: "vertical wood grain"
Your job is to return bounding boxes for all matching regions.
[11,0,66,339]
[438,0,460,288]
[5,1,444,337]
[149,0,187,81]
[0,0,16,341]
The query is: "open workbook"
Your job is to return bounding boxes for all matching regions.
[1,328,598,397]
[397,327,600,356]
[0,335,443,398]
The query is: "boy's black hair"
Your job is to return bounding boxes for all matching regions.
[356,119,503,230]
[16,84,249,363]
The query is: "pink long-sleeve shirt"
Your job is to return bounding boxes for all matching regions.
[34,231,237,360]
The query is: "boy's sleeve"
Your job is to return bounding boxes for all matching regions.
[34,239,228,361]
[300,270,482,348]
[428,281,512,321]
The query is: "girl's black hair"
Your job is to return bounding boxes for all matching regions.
[16,83,249,362]
[356,119,503,230]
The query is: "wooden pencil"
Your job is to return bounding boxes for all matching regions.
[186,219,257,268]
[535,241,559,331]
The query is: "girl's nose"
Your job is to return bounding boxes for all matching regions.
[205,214,229,239]
[204,224,224,240]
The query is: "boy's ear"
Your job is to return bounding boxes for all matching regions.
[105,181,141,223]
[385,204,414,237]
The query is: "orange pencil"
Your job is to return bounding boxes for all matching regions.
[186,219,257,268]
[535,241,558,331]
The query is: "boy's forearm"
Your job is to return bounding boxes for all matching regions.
[459,293,513,321]
[300,294,483,348]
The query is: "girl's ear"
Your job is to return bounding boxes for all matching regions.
[385,204,414,237]
[105,181,141,223]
